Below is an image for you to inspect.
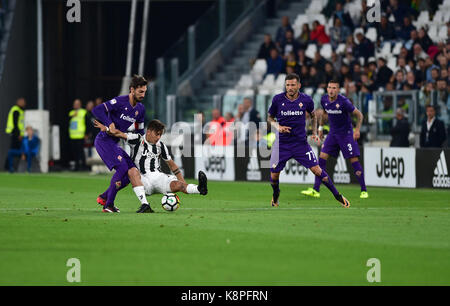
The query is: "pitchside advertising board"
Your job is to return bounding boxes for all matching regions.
[416,149,450,188]
[194,145,235,181]
[364,147,416,188]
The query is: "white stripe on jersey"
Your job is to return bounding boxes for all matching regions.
[126,133,171,175]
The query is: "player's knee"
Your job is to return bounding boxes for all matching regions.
[115,181,121,189]
[355,170,362,177]
[170,181,184,192]
[321,176,328,183]
[128,167,139,178]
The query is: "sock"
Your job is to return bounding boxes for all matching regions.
[318,169,339,197]
[133,186,148,205]
[270,177,280,202]
[100,176,130,200]
[313,158,327,192]
[187,184,200,194]
[352,161,367,192]
[105,162,129,207]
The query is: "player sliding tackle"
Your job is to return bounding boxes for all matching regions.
[267,73,350,208]
[94,119,208,213]
[301,80,368,199]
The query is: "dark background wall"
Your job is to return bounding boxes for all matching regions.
[1,0,214,167]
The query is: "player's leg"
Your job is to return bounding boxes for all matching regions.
[103,160,129,212]
[128,167,153,213]
[339,135,368,198]
[269,142,289,207]
[309,165,350,208]
[301,134,338,197]
[301,151,329,198]
[349,156,368,198]
[168,171,208,195]
[97,175,130,206]
[295,145,350,207]
[136,174,154,213]
[270,172,281,207]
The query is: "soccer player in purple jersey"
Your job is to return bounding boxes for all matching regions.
[91,75,152,213]
[268,74,351,208]
[301,80,368,199]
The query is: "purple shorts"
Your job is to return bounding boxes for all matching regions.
[321,133,360,159]
[94,133,136,171]
[270,141,318,173]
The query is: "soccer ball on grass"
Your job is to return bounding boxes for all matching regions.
[161,193,180,212]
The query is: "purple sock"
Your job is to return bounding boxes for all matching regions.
[100,176,130,200]
[105,163,129,207]
[270,176,280,202]
[351,161,367,192]
[318,169,339,196]
[313,158,327,192]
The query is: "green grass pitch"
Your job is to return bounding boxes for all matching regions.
[0,172,449,285]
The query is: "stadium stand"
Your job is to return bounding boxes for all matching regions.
[184,0,448,145]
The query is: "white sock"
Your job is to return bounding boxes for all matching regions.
[186,184,200,194]
[133,186,148,205]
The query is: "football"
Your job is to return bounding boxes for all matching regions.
[161,193,180,212]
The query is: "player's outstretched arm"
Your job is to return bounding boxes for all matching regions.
[166,160,185,183]
[93,120,127,139]
[352,109,364,140]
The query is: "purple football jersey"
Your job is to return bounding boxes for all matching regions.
[321,94,355,135]
[268,92,314,145]
[94,95,145,141]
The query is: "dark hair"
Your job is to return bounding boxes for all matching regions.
[147,119,165,134]
[129,74,148,90]
[328,79,340,86]
[285,73,300,83]
[425,105,435,110]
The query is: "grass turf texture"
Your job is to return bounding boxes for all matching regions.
[0,172,449,285]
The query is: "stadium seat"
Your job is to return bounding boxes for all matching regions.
[275,74,286,90]
[336,43,346,55]
[392,42,403,55]
[428,24,438,42]
[366,27,377,43]
[387,57,397,72]
[320,43,332,59]
[262,74,275,90]
[294,14,308,27]
[417,11,430,27]
[438,25,448,41]
[305,44,317,59]
[304,88,314,97]
[236,74,253,89]
[432,11,444,25]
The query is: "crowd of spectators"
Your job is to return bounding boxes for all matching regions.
[254,0,449,145]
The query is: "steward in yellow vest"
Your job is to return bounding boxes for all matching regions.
[68,99,87,171]
[6,98,26,150]
[69,101,87,139]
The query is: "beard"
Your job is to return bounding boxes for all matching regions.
[134,94,144,102]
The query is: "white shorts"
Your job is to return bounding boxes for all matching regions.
[141,172,178,195]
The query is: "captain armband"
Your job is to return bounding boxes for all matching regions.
[173,168,181,175]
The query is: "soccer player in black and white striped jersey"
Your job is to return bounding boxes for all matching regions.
[94,119,208,213]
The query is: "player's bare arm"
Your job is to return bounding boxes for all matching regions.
[166,159,185,184]
[352,108,364,140]
[94,120,127,139]
[268,114,291,133]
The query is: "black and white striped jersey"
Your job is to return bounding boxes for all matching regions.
[126,133,172,174]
